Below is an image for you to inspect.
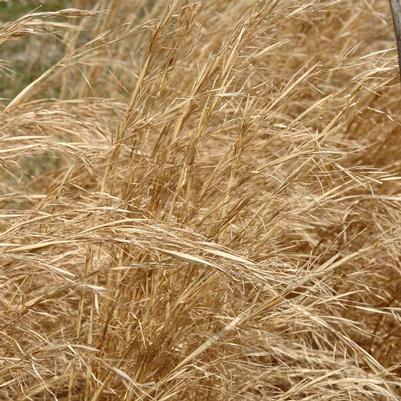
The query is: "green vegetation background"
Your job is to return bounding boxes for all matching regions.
[0,0,72,97]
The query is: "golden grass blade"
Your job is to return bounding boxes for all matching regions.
[389,0,401,80]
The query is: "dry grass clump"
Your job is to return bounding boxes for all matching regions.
[1,0,401,400]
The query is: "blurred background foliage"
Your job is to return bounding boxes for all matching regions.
[0,1,72,98]
[0,0,72,18]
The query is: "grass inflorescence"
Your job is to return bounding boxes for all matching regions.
[0,1,401,400]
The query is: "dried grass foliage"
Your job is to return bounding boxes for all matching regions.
[0,0,401,400]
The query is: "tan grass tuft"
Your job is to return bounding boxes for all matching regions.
[0,0,401,400]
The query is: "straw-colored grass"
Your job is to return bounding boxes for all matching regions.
[1,1,401,400]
